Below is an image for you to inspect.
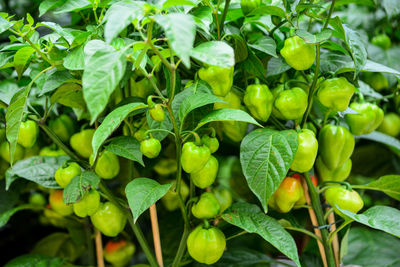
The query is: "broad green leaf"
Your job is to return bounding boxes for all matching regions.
[222,203,301,267]
[82,49,128,123]
[13,46,35,78]
[50,83,86,109]
[125,178,172,223]
[248,36,277,57]
[41,70,75,95]
[362,60,400,77]
[240,128,298,212]
[0,182,18,213]
[240,49,267,82]
[5,156,69,190]
[0,52,13,68]
[64,45,85,70]
[267,57,291,77]
[54,0,91,14]
[4,254,68,267]
[248,6,286,17]
[338,206,400,238]
[0,204,38,227]
[353,175,400,201]
[0,16,13,34]
[196,108,261,129]
[103,0,145,43]
[357,131,400,154]
[192,6,213,35]
[39,0,65,16]
[38,22,75,45]
[105,136,144,166]
[335,0,374,6]
[63,171,100,204]
[296,29,332,44]
[382,0,400,18]
[155,13,195,68]
[191,41,235,68]
[178,92,225,122]
[206,247,276,266]
[0,80,18,105]
[162,0,196,9]
[92,102,146,160]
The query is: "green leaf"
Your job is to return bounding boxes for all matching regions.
[6,156,69,190]
[178,92,225,122]
[82,49,128,123]
[38,22,75,45]
[338,206,400,238]
[41,70,75,95]
[162,0,196,9]
[13,46,35,79]
[50,83,86,109]
[362,60,400,77]
[357,131,400,154]
[146,110,173,141]
[247,6,286,17]
[105,136,144,166]
[125,178,172,223]
[266,57,291,77]
[222,203,301,267]
[0,80,18,105]
[39,0,65,16]
[0,16,13,34]
[191,41,235,68]
[382,0,400,18]
[103,0,145,43]
[4,254,69,267]
[64,45,85,70]
[54,0,91,14]
[0,204,37,227]
[206,247,276,266]
[92,102,146,160]
[63,171,100,204]
[240,128,298,212]
[248,36,277,57]
[197,108,261,129]
[296,29,332,44]
[155,13,195,68]
[354,175,400,201]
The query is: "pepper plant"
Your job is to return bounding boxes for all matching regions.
[1,0,400,267]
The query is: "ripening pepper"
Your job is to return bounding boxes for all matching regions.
[49,114,76,143]
[104,240,135,267]
[89,150,120,179]
[49,190,73,216]
[149,104,165,122]
[241,0,261,15]
[345,103,384,136]
[140,138,161,158]
[181,142,211,173]
[243,84,274,122]
[213,188,233,213]
[191,155,218,189]
[90,201,127,237]
[371,34,391,50]
[199,66,233,97]
[187,225,226,265]
[73,189,100,217]
[55,161,82,188]
[318,124,355,170]
[201,135,219,153]
[268,177,305,213]
[192,192,221,219]
[273,87,308,120]
[162,180,189,211]
[315,156,352,182]
[70,129,95,158]
[17,120,39,148]
[290,129,318,173]
[378,113,400,137]
[363,72,388,92]
[280,36,315,70]
[0,141,24,163]
[325,186,364,219]
[317,77,355,112]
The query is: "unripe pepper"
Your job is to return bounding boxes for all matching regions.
[89,150,120,179]
[0,141,24,163]
[371,34,391,50]
[149,104,165,122]
[198,65,233,97]
[70,129,95,158]
[273,87,308,120]
[214,90,241,110]
[317,77,355,112]
[378,113,400,137]
[73,189,100,217]
[49,190,73,216]
[39,146,66,156]
[23,143,40,158]
[268,177,305,213]
[192,192,221,219]
[190,155,218,189]
[29,192,46,206]
[140,137,161,158]
[55,162,82,188]
[315,157,352,182]
[201,135,219,153]
[290,129,318,173]
[162,180,189,211]
[90,201,127,237]
[241,0,261,15]
[280,36,315,70]
[243,84,274,122]
[104,240,135,267]
[213,188,233,213]
[17,120,39,148]
[187,225,226,265]
[325,186,364,219]
[49,114,76,143]
[345,103,384,136]
[363,72,388,92]
[181,142,210,173]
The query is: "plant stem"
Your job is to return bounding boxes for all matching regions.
[219,0,231,38]
[328,220,351,244]
[85,218,95,266]
[226,230,247,241]
[285,226,322,242]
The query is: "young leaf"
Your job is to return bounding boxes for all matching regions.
[13,47,35,79]
[38,22,75,45]
[162,0,196,9]
[0,16,13,34]
[222,203,301,267]
[196,108,261,129]
[38,0,65,17]
[240,128,298,212]
[63,171,100,204]
[54,0,91,14]
[296,29,332,44]
[125,178,172,223]
[105,136,144,166]
[191,41,235,68]
[178,92,225,122]
[354,175,400,201]
[63,45,85,70]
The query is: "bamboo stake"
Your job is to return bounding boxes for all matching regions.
[95,229,105,267]
[150,204,164,267]
[327,208,340,266]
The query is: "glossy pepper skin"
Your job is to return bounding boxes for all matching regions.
[149,104,165,122]
[318,124,355,170]
[201,135,219,153]
[198,66,233,97]
[280,36,315,70]
[371,34,391,50]
[90,202,127,237]
[49,114,76,143]
[104,240,135,267]
[187,225,226,265]
[89,150,120,179]
[315,157,352,182]
[213,188,233,213]
[181,142,210,173]
[378,113,400,137]
[290,129,318,173]
[325,186,364,219]
[268,177,305,213]
[70,129,95,158]
[190,155,218,189]
[192,192,221,219]
[162,180,189,211]
[0,141,24,163]
[345,103,384,136]
[140,138,161,158]
[73,189,100,217]
[363,72,388,91]
[273,87,308,120]
[17,120,39,148]
[317,77,355,112]
[55,162,81,188]
[243,84,274,122]
[241,0,261,15]
[49,190,73,216]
